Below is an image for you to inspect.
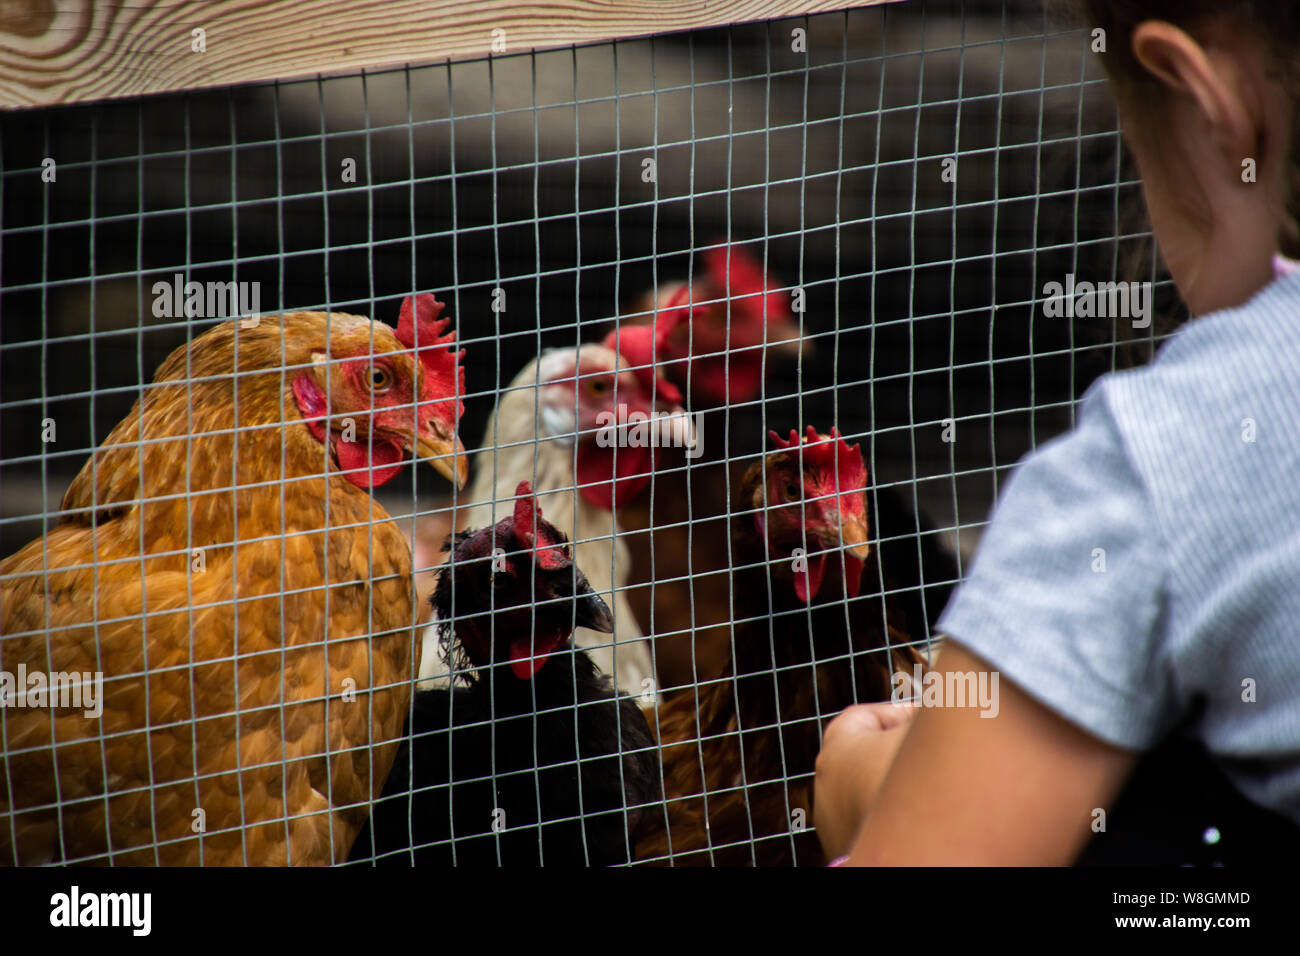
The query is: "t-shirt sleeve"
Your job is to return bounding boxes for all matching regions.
[936,386,1173,750]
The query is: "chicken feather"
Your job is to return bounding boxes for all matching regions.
[0,308,465,865]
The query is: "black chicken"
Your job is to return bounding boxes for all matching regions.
[348,481,660,866]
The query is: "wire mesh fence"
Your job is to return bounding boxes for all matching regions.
[0,0,1169,865]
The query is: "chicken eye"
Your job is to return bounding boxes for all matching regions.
[783,482,801,500]
[586,377,611,397]
[368,366,392,392]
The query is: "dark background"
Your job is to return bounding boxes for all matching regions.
[0,0,1172,566]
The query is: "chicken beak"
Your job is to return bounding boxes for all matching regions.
[838,511,871,561]
[656,403,698,453]
[771,328,808,358]
[571,573,616,634]
[415,424,469,489]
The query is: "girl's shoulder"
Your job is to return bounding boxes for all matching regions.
[1098,265,1300,462]
[1146,261,1300,374]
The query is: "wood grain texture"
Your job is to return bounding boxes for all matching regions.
[0,0,902,110]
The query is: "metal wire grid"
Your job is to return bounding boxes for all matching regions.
[0,0,1165,865]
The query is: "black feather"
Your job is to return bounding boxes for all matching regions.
[349,648,659,866]
[348,509,660,867]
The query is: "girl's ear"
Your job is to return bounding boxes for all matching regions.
[1130,20,1256,159]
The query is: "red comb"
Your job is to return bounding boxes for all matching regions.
[703,244,793,323]
[510,481,569,571]
[602,292,687,406]
[768,426,867,491]
[396,293,466,429]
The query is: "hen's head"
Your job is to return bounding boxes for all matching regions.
[433,481,614,679]
[748,426,870,603]
[290,294,468,489]
[532,343,694,511]
[627,244,803,406]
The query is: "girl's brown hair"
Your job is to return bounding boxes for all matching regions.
[1078,0,1300,252]
[1065,2,1300,363]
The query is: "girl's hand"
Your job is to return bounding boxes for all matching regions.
[814,702,916,859]
[841,643,1137,865]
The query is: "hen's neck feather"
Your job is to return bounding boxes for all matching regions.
[59,313,390,543]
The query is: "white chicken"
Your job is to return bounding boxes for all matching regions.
[419,341,693,693]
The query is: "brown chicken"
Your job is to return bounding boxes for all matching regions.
[0,295,467,865]
[616,245,804,688]
[635,428,923,866]
[619,243,804,407]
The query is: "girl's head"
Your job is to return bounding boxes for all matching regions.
[1079,2,1299,314]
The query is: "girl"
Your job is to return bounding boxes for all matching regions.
[814,1,1300,864]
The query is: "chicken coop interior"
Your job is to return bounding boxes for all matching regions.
[0,0,1177,867]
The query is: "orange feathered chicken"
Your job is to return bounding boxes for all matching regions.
[0,294,467,865]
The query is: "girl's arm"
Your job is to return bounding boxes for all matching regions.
[820,640,1138,865]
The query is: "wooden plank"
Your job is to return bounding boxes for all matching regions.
[0,0,901,110]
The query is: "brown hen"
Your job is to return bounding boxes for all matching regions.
[635,428,923,866]
[0,296,467,865]
[615,245,804,689]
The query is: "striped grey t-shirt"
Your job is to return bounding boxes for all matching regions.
[937,265,1300,823]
